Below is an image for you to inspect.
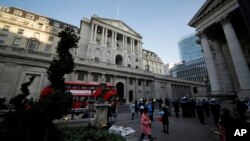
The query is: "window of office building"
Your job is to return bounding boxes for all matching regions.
[18,29,24,34]
[39,17,49,24]
[77,72,85,81]
[0,34,7,44]
[3,25,10,31]
[129,78,133,85]
[48,36,54,41]
[37,23,43,30]
[146,81,149,86]
[92,74,99,82]
[13,38,21,46]
[26,14,34,20]
[0,7,10,12]
[13,10,22,16]
[45,45,52,53]
[106,76,111,83]
[138,80,141,86]
[27,39,39,50]
[94,57,100,62]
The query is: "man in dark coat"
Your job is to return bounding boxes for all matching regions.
[218,108,236,141]
[190,98,196,117]
[172,99,180,118]
[180,97,188,118]
[196,99,205,124]
[202,99,210,117]
[209,99,221,128]
[162,106,169,134]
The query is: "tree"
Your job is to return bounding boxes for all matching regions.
[40,26,80,120]
[5,27,80,141]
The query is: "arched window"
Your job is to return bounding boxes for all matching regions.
[94,57,100,62]
[27,38,40,50]
[115,55,123,66]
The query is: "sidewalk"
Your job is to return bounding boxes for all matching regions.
[116,113,215,141]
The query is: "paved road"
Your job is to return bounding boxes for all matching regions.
[114,110,216,141]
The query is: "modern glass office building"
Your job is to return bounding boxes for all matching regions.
[178,34,203,62]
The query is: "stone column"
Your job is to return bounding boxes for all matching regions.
[135,78,138,100]
[104,28,108,46]
[122,35,125,51]
[177,85,180,98]
[200,32,221,93]
[221,18,250,90]
[114,32,117,49]
[124,36,127,52]
[87,72,92,82]
[151,81,155,98]
[137,40,141,55]
[189,86,194,98]
[140,41,142,55]
[113,75,117,84]
[143,80,146,98]
[172,85,175,98]
[111,31,114,48]
[94,24,98,43]
[176,85,179,98]
[90,23,94,42]
[131,38,133,53]
[167,83,173,98]
[126,77,130,102]
[101,73,105,83]
[101,27,105,45]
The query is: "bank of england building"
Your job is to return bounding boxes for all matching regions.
[0,6,205,103]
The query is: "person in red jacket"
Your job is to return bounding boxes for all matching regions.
[139,107,153,141]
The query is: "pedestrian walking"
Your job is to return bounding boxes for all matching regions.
[209,99,221,128]
[190,98,196,117]
[129,101,135,120]
[147,101,154,121]
[196,99,205,124]
[135,99,139,117]
[110,102,117,123]
[139,107,153,141]
[139,99,145,116]
[202,99,210,117]
[162,106,169,134]
[172,98,180,118]
[180,97,188,118]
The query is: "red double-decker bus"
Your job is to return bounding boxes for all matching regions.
[41,81,117,109]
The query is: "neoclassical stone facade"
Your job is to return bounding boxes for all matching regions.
[189,0,250,100]
[142,49,164,75]
[0,6,206,102]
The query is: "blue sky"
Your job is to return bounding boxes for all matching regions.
[1,0,206,64]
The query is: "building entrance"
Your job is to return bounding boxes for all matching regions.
[116,82,124,100]
[129,90,133,102]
